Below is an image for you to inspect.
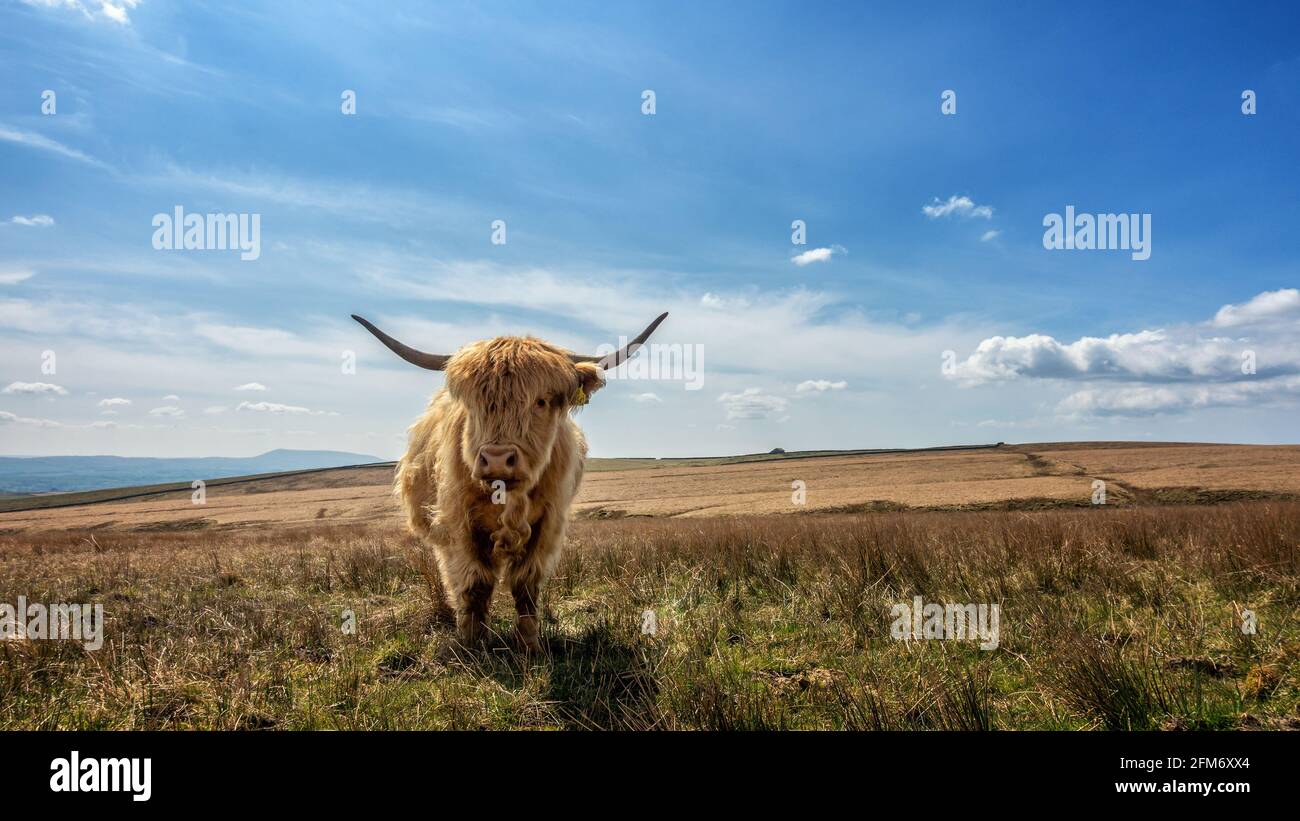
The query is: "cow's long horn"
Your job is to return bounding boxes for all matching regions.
[571,312,669,370]
[351,315,450,371]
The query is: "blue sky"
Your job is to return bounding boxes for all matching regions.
[1,0,1298,458]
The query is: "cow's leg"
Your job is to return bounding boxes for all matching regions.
[506,511,563,653]
[510,568,543,652]
[454,575,495,647]
[440,536,496,647]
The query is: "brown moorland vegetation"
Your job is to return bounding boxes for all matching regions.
[1,492,1296,729]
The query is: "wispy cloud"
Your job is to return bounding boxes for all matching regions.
[718,388,788,420]
[0,271,35,285]
[0,124,113,171]
[237,400,334,416]
[21,0,141,26]
[2,381,68,395]
[796,379,847,393]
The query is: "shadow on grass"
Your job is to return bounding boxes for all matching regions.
[540,621,661,730]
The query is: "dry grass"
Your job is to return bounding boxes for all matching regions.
[3,442,1299,532]
[2,501,1298,730]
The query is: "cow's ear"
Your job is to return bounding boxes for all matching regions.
[572,362,606,405]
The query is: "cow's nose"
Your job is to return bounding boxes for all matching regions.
[476,445,519,480]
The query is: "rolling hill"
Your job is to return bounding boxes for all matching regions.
[0,449,385,494]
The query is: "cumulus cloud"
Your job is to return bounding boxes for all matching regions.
[980,230,1001,242]
[718,388,788,420]
[796,379,847,393]
[1212,288,1300,328]
[949,287,1300,418]
[161,394,180,401]
[630,392,662,403]
[148,405,184,418]
[945,329,1260,384]
[10,214,54,227]
[791,245,846,266]
[923,195,993,220]
[234,382,267,392]
[2,381,67,395]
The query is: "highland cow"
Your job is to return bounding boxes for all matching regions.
[352,312,667,650]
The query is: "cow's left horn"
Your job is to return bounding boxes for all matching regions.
[571,312,669,370]
[351,315,451,371]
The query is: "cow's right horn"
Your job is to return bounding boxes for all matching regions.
[570,312,669,370]
[351,315,450,371]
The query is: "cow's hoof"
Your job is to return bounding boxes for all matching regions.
[514,627,543,655]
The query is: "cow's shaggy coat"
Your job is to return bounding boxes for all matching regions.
[394,337,608,649]
[354,312,666,650]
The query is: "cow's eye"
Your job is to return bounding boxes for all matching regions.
[536,397,548,409]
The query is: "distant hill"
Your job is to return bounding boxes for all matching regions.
[0,449,385,494]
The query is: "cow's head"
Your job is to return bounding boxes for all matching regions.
[352,312,667,496]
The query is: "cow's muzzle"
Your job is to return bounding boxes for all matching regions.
[473,445,521,485]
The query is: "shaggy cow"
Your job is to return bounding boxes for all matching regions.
[353,312,667,650]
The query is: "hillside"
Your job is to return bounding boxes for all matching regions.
[1,441,1297,534]
[0,449,385,494]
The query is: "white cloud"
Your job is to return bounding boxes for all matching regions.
[796,379,847,393]
[237,400,332,416]
[1212,288,1300,328]
[97,397,131,408]
[0,410,61,427]
[203,405,228,415]
[791,245,846,266]
[0,270,35,286]
[234,382,267,392]
[629,392,662,403]
[980,230,1001,242]
[148,405,184,418]
[717,388,788,420]
[1057,377,1300,418]
[10,214,54,227]
[923,195,993,220]
[161,394,180,401]
[2,381,67,395]
[950,287,1300,419]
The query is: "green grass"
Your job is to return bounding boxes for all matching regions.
[1,502,1297,730]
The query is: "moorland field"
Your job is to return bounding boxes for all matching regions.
[1,442,1297,730]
